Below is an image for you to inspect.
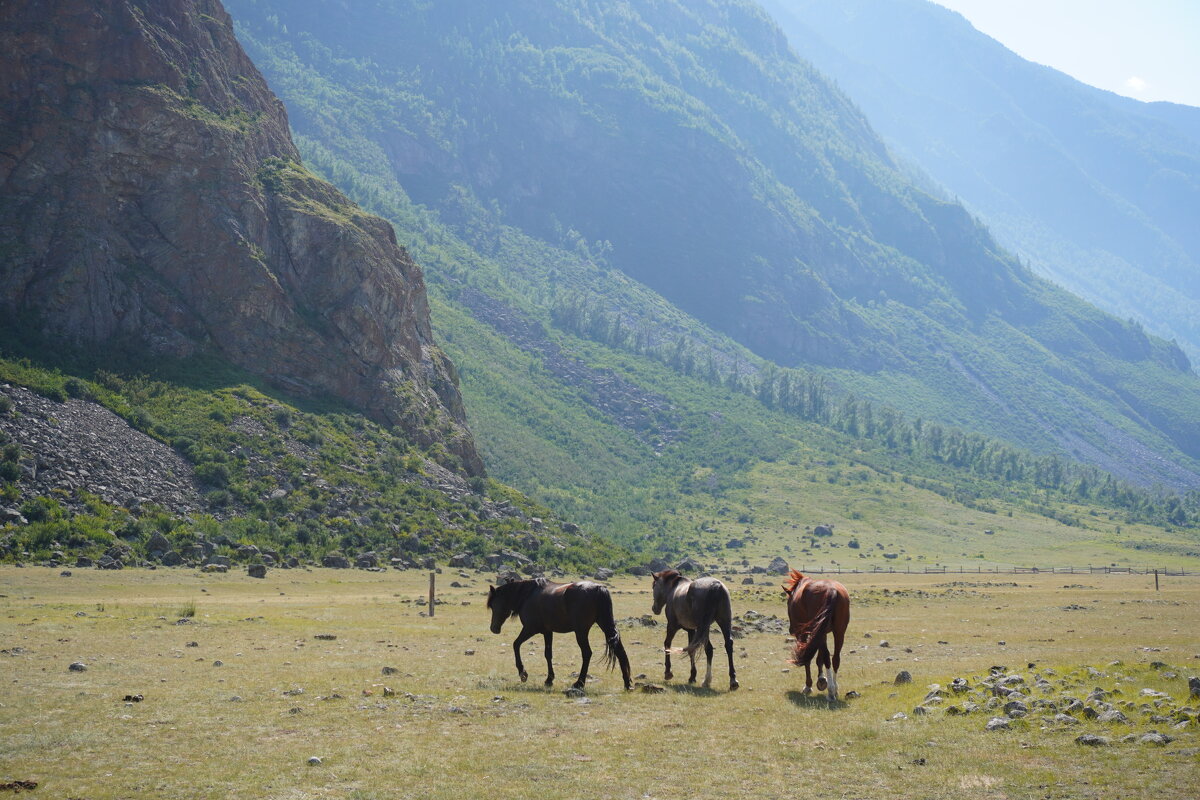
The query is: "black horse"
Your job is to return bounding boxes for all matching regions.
[487,578,632,690]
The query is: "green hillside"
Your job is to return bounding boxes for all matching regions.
[226,0,1200,494]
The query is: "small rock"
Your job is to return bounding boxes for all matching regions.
[894,670,912,685]
[212,660,223,667]
[985,717,1011,731]
[1075,733,1110,747]
[890,712,908,721]
[68,661,87,672]
[1139,732,1171,746]
[382,666,399,675]
[307,756,322,766]
[639,683,665,694]
[564,687,586,699]
[313,634,337,641]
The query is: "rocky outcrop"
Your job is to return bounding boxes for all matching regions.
[0,0,481,475]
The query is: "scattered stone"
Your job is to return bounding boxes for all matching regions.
[229,696,243,702]
[639,683,665,694]
[60,570,72,577]
[464,649,476,656]
[212,660,223,667]
[564,687,586,699]
[1097,709,1129,725]
[0,781,38,792]
[894,671,912,685]
[68,661,86,672]
[307,756,322,766]
[912,705,930,716]
[890,712,908,721]
[880,641,890,648]
[844,691,861,699]
[594,567,615,581]
[313,634,337,641]
[1075,733,1110,747]
[1139,732,1171,746]
[247,564,267,579]
[1189,677,1200,699]
[985,717,1011,731]
[122,694,144,702]
[382,666,399,675]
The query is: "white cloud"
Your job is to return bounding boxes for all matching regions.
[1124,76,1149,93]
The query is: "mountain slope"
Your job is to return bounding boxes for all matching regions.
[0,0,480,475]
[224,0,1200,490]
[761,0,1200,364]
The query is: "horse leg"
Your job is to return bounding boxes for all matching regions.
[685,629,698,684]
[802,656,813,695]
[512,627,535,683]
[702,639,714,689]
[572,627,592,689]
[719,618,738,691]
[815,636,830,692]
[543,631,555,687]
[828,625,845,701]
[663,622,678,681]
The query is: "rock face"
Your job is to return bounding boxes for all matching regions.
[0,0,481,476]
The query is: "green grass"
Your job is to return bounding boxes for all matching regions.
[1,566,1196,799]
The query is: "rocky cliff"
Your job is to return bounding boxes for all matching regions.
[0,0,482,475]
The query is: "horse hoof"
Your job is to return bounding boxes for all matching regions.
[519,672,528,683]
[729,680,740,691]
[802,686,812,695]
[664,672,673,681]
[816,676,828,691]
[544,679,554,687]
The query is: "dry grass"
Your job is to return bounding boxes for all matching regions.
[1,566,1197,799]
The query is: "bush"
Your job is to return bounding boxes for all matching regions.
[0,395,12,415]
[21,496,64,523]
[0,461,20,483]
[64,377,92,400]
[195,462,231,488]
[44,384,67,402]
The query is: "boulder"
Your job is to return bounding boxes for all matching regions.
[449,553,474,568]
[894,671,913,685]
[161,550,183,567]
[766,556,789,575]
[594,568,615,581]
[675,557,704,573]
[146,531,171,556]
[248,564,267,578]
[322,554,351,569]
[813,525,833,538]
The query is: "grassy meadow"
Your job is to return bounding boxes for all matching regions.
[2,565,1197,799]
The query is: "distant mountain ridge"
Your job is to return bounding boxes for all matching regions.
[761,0,1200,365]
[225,0,1200,490]
[0,0,481,475]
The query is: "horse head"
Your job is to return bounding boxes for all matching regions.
[486,585,507,634]
[650,569,682,614]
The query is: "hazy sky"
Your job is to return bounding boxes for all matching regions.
[933,0,1200,107]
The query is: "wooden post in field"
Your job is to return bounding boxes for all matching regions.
[428,571,436,617]
[1154,569,1159,592]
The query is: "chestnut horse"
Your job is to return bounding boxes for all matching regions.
[651,569,739,691]
[782,569,849,700]
[487,578,632,690]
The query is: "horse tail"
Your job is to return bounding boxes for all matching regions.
[596,588,624,672]
[683,585,723,657]
[792,589,839,667]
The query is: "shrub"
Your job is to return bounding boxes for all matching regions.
[195,462,231,488]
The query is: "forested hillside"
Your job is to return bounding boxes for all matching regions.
[762,0,1200,364]
[225,0,1200,494]
[166,0,1200,568]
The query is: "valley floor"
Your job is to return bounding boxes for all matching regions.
[1,567,1197,799]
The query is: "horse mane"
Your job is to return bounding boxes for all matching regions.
[781,569,806,596]
[654,569,684,584]
[487,577,546,617]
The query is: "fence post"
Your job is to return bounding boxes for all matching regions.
[1155,569,1159,592]
[428,571,436,617]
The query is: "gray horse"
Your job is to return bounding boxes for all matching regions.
[650,569,739,690]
